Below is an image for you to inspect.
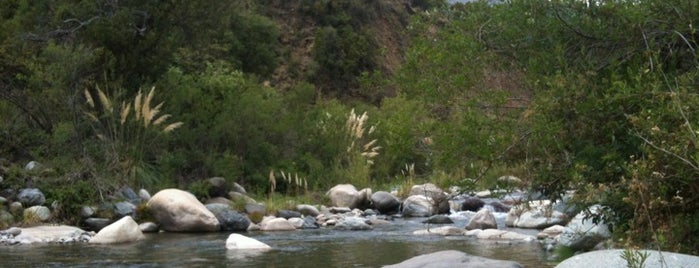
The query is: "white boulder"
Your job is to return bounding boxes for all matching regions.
[90,216,144,244]
[147,189,220,232]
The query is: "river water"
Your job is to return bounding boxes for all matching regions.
[0,218,558,267]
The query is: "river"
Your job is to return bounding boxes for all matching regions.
[0,217,557,267]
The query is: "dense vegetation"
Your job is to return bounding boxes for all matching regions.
[1,0,698,254]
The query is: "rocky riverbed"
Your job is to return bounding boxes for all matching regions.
[1,176,695,267]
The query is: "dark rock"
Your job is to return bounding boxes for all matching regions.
[370,191,400,214]
[276,209,302,219]
[207,177,229,198]
[422,215,454,224]
[84,217,112,231]
[206,203,250,232]
[17,188,45,206]
[296,204,320,217]
[384,250,522,268]
[302,216,319,229]
[461,196,485,212]
[487,201,511,213]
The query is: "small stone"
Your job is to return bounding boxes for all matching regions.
[24,161,42,171]
[296,204,320,217]
[80,206,96,218]
[288,217,305,229]
[225,233,270,250]
[6,227,22,236]
[114,201,136,218]
[0,196,7,205]
[10,202,23,214]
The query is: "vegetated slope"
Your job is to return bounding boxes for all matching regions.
[262,0,413,97]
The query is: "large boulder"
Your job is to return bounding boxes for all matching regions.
[147,189,220,232]
[559,205,611,251]
[506,200,567,229]
[207,177,229,198]
[409,183,449,214]
[555,249,699,268]
[401,195,434,217]
[465,209,497,230]
[327,184,360,208]
[225,233,271,250]
[357,188,373,209]
[384,250,522,268]
[370,191,400,214]
[17,188,45,206]
[89,216,144,244]
[205,203,250,232]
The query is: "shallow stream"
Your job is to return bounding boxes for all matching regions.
[0,217,558,267]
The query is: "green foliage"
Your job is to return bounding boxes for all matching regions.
[620,249,650,268]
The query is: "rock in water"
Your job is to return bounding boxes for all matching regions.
[225,233,271,250]
[370,191,400,214]
[559,205,610,251]
[384,250,522,268]
[90,216,144,244]
[465,209,497,230]
[147,189,220,232]
[555,249,699,268]
[401,195,434,217]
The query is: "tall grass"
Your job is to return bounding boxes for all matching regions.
[84,86,182,189]
[336,109,380,187]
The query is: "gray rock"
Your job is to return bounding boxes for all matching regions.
[559,205,611,251]
[384,250,522,268]
[118,186,140,203]
[276,209,302,219]
[80,206,96,218]
[17,188,45,206]
[465,209,497,230]
[147,189,220,232]
[370,191,400,214]
[327,184,360,208]
[357,188,373,209]
[138,189,151,202]
[401,195,434,217]
[0,196,6,205]
[231,182,247,195]
[114,201,136,218]
[245,203,266,216]
[334,217,372,231]
[84,218,112,231]
[205,203,250,232]
[422,215,454,224]
[24,161,42,171]
[24,206,51,222]
[329,206,352,214]
[0,210,14,226]
[205,197,232,205]
[537,224,565,239]
[506,200,567,229]
[5,227,22,236]
[410,183,449,214]
[302,216,319,229]
[555,249,699,268]
[230,192,257,204]
[296,204,320,217]
[9,202,23,214]
[467,229,536,242]
[413,226,465,236]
